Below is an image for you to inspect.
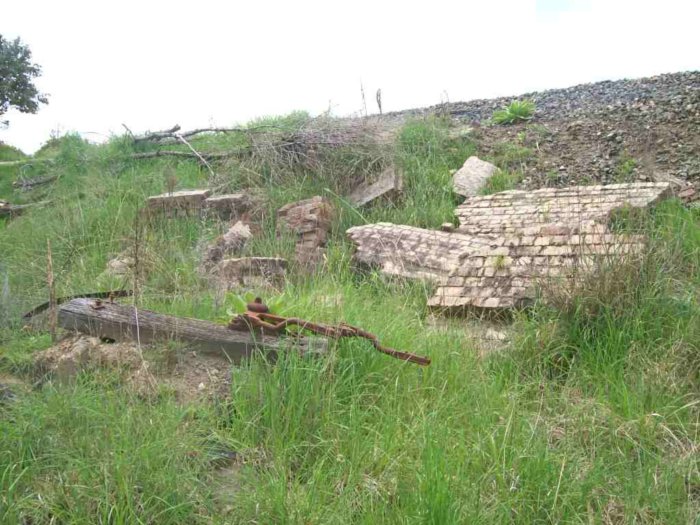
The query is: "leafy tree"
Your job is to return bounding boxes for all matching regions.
[0,35,48,125]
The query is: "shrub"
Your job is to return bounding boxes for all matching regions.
[492,100,535,125]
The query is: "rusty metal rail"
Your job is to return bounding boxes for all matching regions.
[229,299,431,366]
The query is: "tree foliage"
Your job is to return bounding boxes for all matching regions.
[0,35,48,122]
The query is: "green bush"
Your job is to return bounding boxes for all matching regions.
[492,100,535,125]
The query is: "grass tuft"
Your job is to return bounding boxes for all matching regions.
[492,100,536,125]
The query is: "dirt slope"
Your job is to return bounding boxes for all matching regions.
[395,71,700,188]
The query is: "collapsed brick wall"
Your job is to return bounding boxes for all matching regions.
[348,183,670,310]
[455,183,670,235]
[277,196,333,266]
[430,222,645,309]
[347,223,492,281]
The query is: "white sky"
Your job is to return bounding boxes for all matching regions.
[1,0,698,153]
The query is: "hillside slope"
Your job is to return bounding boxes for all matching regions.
[0,75,698,524]
[397,70,700,188]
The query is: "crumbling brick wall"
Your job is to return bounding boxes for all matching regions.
[348,183,670,311]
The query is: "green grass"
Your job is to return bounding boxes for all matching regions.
[0,142,26,161]
[479,169,522,195]
[492,100,536,125]
[614,154,638,183]
[0,116,698,523]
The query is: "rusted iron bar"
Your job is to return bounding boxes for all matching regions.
[229,299,431,366]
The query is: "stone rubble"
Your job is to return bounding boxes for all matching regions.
[105,254,135,277]
[348,182,671,311]
[452,156,498,197]
[391,71,700,186]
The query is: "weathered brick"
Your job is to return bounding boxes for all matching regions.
[348,182,670,310]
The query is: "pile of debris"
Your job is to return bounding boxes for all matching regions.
[348,182,671,310]
[34,335,156,394]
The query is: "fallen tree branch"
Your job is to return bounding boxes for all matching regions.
[0,200,52,218]
[12,175,58,191]
[0,158,54,167]
[130,149,244,161]
[174,133,216,177]
[131,124,281,144]
[132,124,181,143]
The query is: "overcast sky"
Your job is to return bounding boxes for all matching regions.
[1,0,698,153]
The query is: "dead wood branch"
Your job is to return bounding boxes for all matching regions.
[0,200,51,218]
[129,150,248,162]
[131,124,282,144]
[0,158,54,167]
[132,125,181,143]
[174,133,216,177]
[13,175,58,191]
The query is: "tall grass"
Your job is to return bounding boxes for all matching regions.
[0,116,698,523]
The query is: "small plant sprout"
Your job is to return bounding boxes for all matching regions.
[492,100,536,125]
[494,254,507,270]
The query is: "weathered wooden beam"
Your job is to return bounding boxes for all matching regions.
[58,298,326,362]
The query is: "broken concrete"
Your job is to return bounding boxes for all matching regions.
[147,189,211,217]
[204,192,256,221]
[348,182,671,311]
[201,221,252,269]
[453,156,498,197]
[347,167,403,207]
[214,257,287,290]
[277,196,333,266]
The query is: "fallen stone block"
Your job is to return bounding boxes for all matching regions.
[453,156,498,197]
[277,196,333,266]
[347,167,403,207]
[204,192,256,221]
[215,257,287,290]
[147,189,211,217]
[201,221,252,269]
[428,223,647,310]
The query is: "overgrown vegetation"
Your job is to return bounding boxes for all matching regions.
[0,115,698,523]
[492,100,536,125]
